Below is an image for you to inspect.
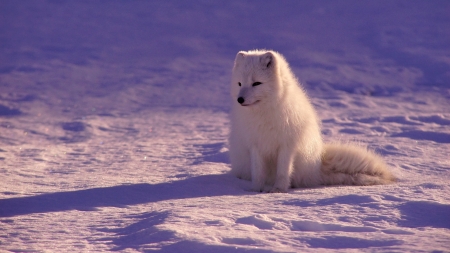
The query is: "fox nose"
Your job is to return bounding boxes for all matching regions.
[237,97,245,104]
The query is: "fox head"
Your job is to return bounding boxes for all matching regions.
[231,50,282,107]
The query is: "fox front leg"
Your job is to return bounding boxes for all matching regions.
[250,149,266,192]
[270,148,294,193]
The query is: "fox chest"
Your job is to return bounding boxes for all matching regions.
[243,116,297,152]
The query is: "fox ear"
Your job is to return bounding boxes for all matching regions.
[260,52,275,69]
[234,51,246,67]
[235,51,245,60]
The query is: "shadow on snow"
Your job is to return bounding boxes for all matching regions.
[0,174,244,218]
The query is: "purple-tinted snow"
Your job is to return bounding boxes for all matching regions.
[0,1,449,252]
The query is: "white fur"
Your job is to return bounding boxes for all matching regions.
[229,50,395,193]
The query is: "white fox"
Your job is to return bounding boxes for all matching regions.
[229,50,395,193]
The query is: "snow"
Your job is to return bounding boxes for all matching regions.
[0,0,449,252]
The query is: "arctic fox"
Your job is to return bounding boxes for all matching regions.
[229,50,395,193]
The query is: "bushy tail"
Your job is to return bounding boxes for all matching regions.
[320,143,396,186]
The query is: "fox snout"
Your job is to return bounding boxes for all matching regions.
[236,86,260,106]
[236,94,260,106]
[237,87,250,105]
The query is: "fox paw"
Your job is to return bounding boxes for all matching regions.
[251,186,265,193]
[268,187,288,193]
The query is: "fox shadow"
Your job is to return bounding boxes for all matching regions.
[0,174,245,218]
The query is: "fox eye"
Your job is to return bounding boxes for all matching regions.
[238,82,241,86]
[252,82,262,87]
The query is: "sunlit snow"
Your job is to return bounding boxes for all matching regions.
[0,1,449,252]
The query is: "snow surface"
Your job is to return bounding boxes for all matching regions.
[1,0,449,252]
